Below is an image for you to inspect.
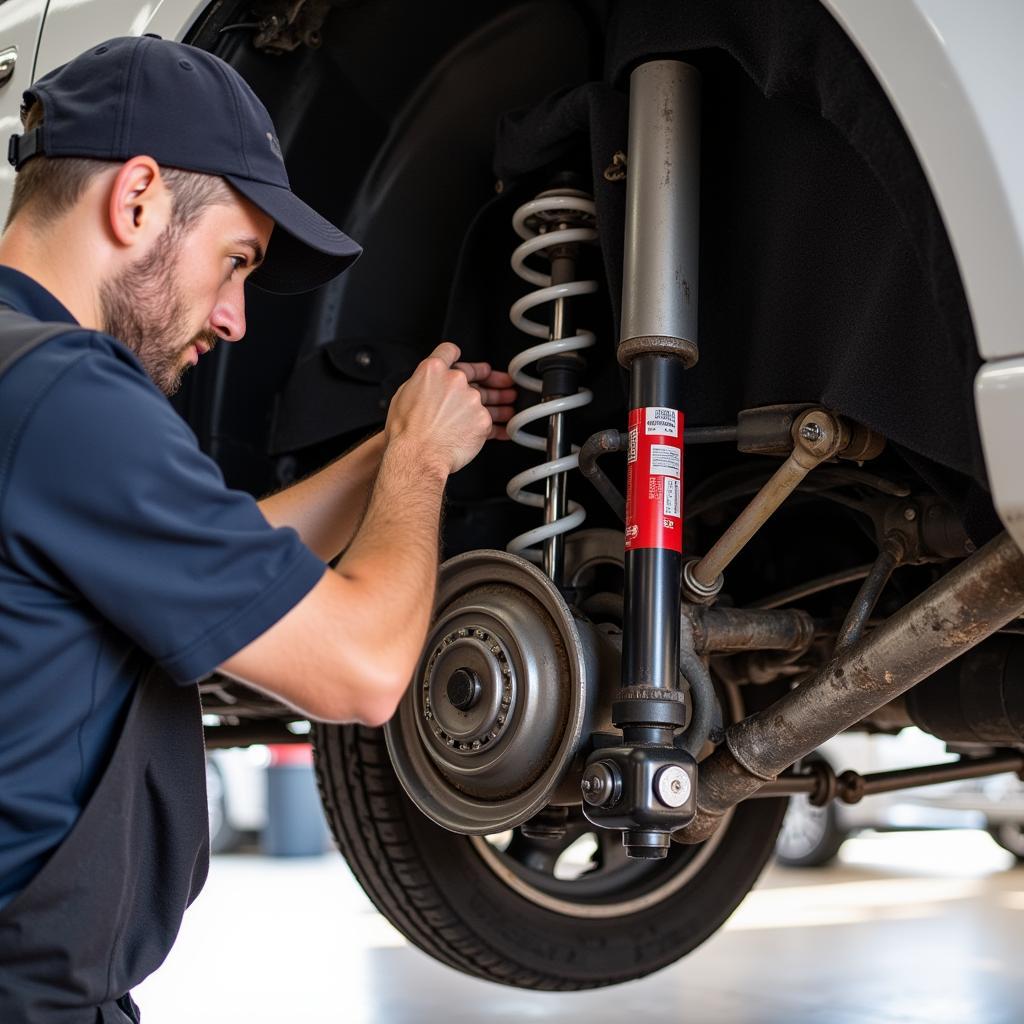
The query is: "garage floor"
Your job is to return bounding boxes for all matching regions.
[134,830,1024,1023]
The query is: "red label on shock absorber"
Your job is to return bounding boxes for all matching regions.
[625,406,683,552]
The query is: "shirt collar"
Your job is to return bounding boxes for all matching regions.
[0,266,79,325]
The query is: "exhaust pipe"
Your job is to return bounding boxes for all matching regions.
[675,531,1024,843]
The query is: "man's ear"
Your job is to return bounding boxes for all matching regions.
[107,156,172,249]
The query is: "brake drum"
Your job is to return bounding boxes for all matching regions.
[384,548,607,834]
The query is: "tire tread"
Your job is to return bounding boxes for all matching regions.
[314,723,560,988]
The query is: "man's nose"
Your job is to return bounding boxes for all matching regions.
[210,290,246,342]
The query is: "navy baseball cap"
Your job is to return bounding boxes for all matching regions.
[7,35,361,294]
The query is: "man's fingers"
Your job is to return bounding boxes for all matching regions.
[428,341,462,367]
[474,386,518,406]
[488,424,510,442]
[480,369,515,388]
[486,405,515,424]
[452,360,493,383]
[453,363,517,390]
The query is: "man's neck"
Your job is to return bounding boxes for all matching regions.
[0,219,104,329]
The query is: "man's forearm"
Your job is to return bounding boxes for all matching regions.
[333,437,447,687]
[258,431,387,561]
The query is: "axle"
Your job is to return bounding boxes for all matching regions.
[674,530,1024,843]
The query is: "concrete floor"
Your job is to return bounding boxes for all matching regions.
[134,830,1024,1024]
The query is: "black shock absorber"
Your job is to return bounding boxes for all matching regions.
[580,59,701,859]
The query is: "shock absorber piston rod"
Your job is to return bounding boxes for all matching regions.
[581,60,703,860]
[541,248,579,585]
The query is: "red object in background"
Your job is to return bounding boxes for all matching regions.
[267,743,313,767]
[624,406,684,553]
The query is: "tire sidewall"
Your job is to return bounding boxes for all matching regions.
[403,781,787,985]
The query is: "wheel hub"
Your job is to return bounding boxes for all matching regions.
[421,625,516,757]
[385,549,599,833]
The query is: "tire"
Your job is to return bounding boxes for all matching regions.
[775,794,847,868]
[313,722,788,990]
[987,822,1024,862]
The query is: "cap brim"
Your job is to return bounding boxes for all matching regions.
[226,176,362,295]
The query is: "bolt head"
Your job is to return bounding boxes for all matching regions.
[903,506,917,521]
[654,765,692,808]
[799,422,823,443]
[581,761,620,807]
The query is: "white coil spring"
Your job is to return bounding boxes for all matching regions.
[505,193,598,563]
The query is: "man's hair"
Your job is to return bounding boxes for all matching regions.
[5,101,233,230]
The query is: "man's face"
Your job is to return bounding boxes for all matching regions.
[100,196,273,396]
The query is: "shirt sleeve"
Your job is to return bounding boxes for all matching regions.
[0,346,327,683]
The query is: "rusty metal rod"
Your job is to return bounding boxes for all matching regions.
[578,429,626,522]
[752,563,875,610]
[674,531,1024,843]
[833,543,901,653]
[685,409,843,596]
[683,604,815,654]
[755,752,1024,802]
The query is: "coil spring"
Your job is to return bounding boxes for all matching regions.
[505,191,598,563]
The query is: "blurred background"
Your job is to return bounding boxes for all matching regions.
[135,733,1024,1023]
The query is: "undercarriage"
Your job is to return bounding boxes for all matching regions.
[186,0,1024,989]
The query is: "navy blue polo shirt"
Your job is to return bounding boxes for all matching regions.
[0,267,326,908]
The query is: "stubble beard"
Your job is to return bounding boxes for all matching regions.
[99,223,218,396]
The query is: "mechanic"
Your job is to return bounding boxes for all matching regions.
[0,35,515,1023]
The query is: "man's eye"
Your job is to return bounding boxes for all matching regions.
[229,255,248,272]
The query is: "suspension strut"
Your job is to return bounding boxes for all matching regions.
[506,187,598,581]
[580,60,702,859]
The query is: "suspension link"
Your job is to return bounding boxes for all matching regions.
[755,752,1024,807]
[683,408,844,601]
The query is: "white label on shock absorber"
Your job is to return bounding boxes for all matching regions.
[664,476,680,517]
[649,443,681,477]
[645,406,678,437]
[628,425,638,463]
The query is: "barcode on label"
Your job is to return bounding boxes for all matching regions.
[650,443,681,477]
[664,476,680,517]
[645,407,678,437]
[628,426,638,463]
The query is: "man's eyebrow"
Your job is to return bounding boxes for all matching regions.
[235,237,265,267]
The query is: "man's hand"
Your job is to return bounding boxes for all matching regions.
[451,358,516,442]
[385,342,516,475]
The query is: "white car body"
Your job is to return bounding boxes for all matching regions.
[0,0,1021,549]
